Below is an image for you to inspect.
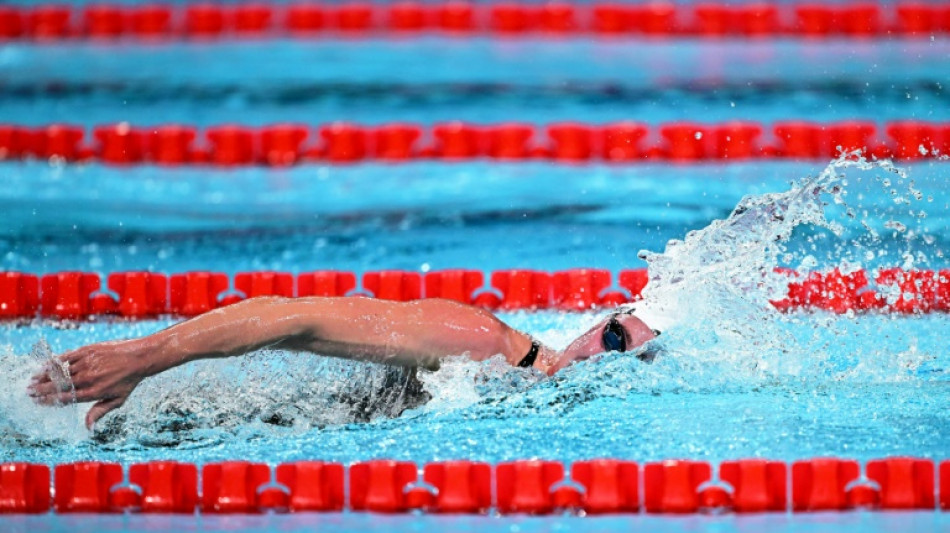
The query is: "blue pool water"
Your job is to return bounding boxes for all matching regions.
[1,40,948,126]
[3,156,950,462]
[2,22,950,533]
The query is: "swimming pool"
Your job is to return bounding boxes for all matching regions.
[2,3,950,531]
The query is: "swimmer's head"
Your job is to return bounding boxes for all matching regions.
[550,309,658,373]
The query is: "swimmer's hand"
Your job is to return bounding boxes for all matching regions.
[28,339,149,430]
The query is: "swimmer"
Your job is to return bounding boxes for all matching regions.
[27,297,658,428]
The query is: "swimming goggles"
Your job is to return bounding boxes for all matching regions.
[601,317,627,353]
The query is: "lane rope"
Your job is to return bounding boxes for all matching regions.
[1,120,948,166]
[1,267,946,320]
[1,457,947,514]
[1,3,948,41]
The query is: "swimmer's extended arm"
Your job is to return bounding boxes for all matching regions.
[29,296,550,428]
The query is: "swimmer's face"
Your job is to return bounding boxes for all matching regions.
[551,312,657,373]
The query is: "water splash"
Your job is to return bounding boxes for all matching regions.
[451,155,944,422]
[623,155,940,387]
[0,340,86,446]
[82,351,439,448]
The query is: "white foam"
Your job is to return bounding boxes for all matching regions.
[0,341,86,444]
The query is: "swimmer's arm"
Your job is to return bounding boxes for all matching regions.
[140,296,540,373]
[30,296,550,428]
[287,297,543,370]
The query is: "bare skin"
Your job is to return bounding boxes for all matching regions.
[27,296,656,429]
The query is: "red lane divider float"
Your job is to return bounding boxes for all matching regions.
[53,462,123,513]
[126,461,198,513]
[2,457,948,515]
[349,460,418,513]
[0,463,50,514]
[201,462,272,513]
[643,460,713,513]
[419,461,492,513]
[2,3,949,41]
[720,459,787,513]
[865,457,935,510]
[496,460,565,514]
[275,461,345,512]
[1,267,949,321]
[571,459,640,514]
[2,121,950,167]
